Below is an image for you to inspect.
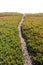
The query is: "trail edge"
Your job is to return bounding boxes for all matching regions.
[18,14,32,65]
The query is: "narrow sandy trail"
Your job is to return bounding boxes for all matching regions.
[18,14,32,65]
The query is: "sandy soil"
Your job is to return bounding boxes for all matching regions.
[18,14,32,65]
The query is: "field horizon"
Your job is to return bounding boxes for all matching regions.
[0,12,43,65]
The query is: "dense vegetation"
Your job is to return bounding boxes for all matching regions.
[0,13,24,65]
[22,14,43,65]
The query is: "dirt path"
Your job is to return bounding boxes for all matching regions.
[18,14,32,65]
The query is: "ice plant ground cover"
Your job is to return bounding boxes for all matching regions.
[22,14,43,65]
[0,13,24,65]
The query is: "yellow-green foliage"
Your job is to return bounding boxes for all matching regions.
[22,14,43,65]
[0,13,23,65]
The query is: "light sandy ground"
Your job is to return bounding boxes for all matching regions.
[18,14,32,65]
